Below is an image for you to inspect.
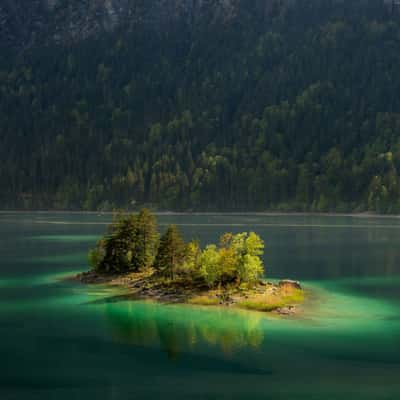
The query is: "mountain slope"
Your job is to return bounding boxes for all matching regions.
[1,0,400,212]
[0,0,243,49]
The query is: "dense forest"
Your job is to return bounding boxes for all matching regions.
[1,0,400,212]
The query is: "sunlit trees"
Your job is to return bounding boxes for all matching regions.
[89,210,265,287]
[199,232,265,288]
[200,245,223,287]
[218,232,265,285]
[234,232,265,284]
[180,240,202,278]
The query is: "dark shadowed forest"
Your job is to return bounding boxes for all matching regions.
[1,0,400,212]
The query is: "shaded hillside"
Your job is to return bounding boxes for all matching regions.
[1,0,400,212]
[0,0,243,49]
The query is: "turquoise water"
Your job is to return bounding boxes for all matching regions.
[1,212,400,399]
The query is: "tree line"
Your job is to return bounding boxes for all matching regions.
[89,209,265,288]
[1,1,400,212]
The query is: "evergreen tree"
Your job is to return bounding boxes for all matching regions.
[153,225,185,279]
[89,209,159,273]
[7,1,400,213]
[131,208,159,271]
[98,214,138,273]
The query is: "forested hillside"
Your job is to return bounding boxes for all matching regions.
[1,0,400,212]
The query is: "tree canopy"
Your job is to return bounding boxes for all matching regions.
[3,1,400,213]
[89,209,265,288]
[153,225,185,280]
[89,209,158,273]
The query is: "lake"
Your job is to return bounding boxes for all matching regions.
[1,212,400,399]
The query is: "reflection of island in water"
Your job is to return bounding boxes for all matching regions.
[103,302,266,358]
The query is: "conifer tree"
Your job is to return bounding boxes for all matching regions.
[153,225,185,279]
[97,213,138,273]
[131,208,159,271]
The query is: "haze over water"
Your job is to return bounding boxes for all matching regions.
[1,212,400,399]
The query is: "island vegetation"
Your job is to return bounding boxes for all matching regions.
[80,209,304,314]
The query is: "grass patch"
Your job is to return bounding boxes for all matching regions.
[188,295,220,306]
[238,288,305,312]
[238,300,284,312]
[282,289,305,304]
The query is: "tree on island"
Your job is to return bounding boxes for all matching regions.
[89,209,265,288]
[223,232,265,284]
[91,213,138,273]
[89,209,159,273]
[153,225,185,280]
[200,232,265,287]
[181,240,202,279]
[131,208,159,271]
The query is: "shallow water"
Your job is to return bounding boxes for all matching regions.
[1,212,400,399]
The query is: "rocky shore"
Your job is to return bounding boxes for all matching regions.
[76,270,304,315]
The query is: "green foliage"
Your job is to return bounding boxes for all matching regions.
[88,239,106,270]
[235,232,265,283]
[199,232,265,288]
[88,209,265,288]
[96,213,138,273]
[239,255,264,286]
[131,208,159,270]
[153,225,185,279]
[2,1,400,213]
[90,209,159,273]
[180,240,202,278]
[199,245,223,287]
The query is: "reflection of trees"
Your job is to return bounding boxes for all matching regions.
[104,303,265,358]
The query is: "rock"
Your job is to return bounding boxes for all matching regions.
[278,280,302,290]
[276,306,296,315]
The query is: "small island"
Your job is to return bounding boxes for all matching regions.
[78,209,304,315]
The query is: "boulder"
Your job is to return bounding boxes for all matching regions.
[276,305,296,315]
[278,279,302,290]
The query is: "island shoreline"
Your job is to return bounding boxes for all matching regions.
[75,270,304,316]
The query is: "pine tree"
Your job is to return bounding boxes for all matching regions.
[153,225,185,279]
[98,213,138,273]
[131,208,159,271]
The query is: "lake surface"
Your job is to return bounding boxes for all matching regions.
[1,212,400,399]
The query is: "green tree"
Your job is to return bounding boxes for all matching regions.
[131,208,159,271]
[180,240,202,278]
[88,238,106,270]
[227,232,265,285]
[97,213,138,273]
[89,209,160,273]
[153,225,185,279]
[199,245,222,287]
[200,232,265,287]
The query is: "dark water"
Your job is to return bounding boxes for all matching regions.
[1,212,400,399]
